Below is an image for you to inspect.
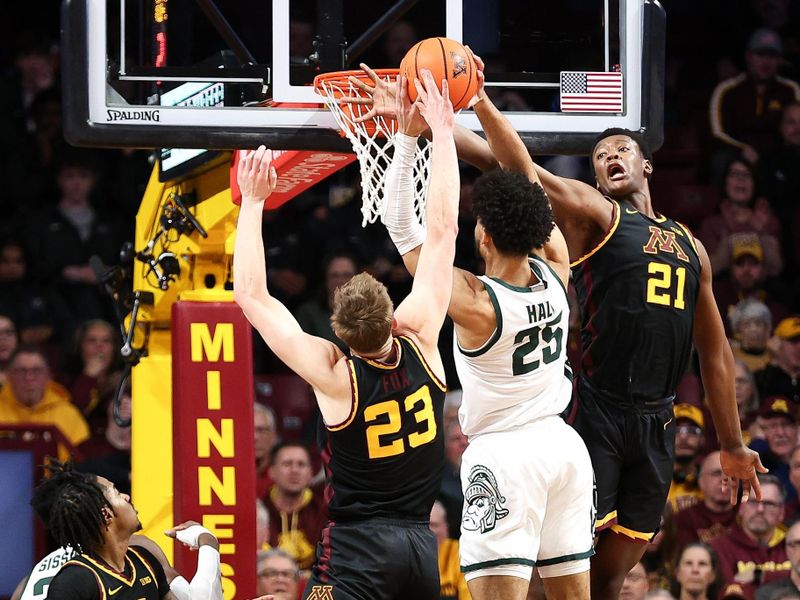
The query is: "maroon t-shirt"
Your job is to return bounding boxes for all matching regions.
[673,502,736,550]
[711,523,789,594]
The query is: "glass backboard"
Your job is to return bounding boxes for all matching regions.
[61,0,665,154]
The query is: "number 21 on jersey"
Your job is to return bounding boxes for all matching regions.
[364,385,437,459]
[646,262,686,309]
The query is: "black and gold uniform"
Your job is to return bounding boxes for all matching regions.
[45,545,169,599]
[569,199,701,541]
[303,335,447,600]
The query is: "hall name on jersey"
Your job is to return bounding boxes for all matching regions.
[526,301,554,323]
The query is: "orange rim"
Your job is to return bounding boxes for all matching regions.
[314,69,400,137]
[313,68,400,97]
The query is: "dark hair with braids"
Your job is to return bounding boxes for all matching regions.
[31,460,112,553]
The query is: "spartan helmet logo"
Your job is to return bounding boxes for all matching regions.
[451,51,467,78]
[462,465,509,533]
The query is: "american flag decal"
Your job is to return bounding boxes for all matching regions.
[560,71,623,112]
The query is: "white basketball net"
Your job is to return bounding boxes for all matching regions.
[316,73,432,227]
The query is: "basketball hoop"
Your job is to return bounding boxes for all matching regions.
[314,69,431,227]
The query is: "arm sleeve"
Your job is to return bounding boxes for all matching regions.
[382,132,427,255]
[187,546,223,600]
[45,565,99,600]
[169,576,191,600]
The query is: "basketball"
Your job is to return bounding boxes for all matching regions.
[399,37,479,111]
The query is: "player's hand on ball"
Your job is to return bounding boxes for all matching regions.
[413,69,454,133]
[465,45,488,108]
[720,445,769,504]
[237,146,278,203]
[344,63,399,123]
[395,75,427,137]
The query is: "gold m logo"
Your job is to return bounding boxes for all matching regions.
[307,585,334,600]
[643,226,689,262]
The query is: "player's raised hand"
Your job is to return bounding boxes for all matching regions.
[413,69,454,133]
[237,146,278,203]
[464,45,488,108]
[166,521,220,551]
[343,63,399,123]
[720,445,769,504]
[395,74,427,137]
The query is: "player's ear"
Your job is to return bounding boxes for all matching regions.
[643,159,653,178]
[391,317,399,332]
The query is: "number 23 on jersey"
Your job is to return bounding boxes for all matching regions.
[364,385,437,459]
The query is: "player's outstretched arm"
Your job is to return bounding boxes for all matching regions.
[692,237,767,503]
[393,70,459,348]
[164,522,222,600]
[233,147,344,391]
[382,74,490,333]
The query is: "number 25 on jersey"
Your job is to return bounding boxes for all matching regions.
[364,385,437,459]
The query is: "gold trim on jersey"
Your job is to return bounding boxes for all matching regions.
[610,523,653,542]
[400,336,447,393]
[128,547,157,584]
[63,560,108,600]
[361,338,403,370]
[326,360,360,431]
[81,553,137,586]
[570,200,621,267]
[674,220,699,257]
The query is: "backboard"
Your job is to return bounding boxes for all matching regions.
[62,0,665,155]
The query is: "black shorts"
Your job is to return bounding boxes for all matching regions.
[302,517,439,600]
[569,377,675,542]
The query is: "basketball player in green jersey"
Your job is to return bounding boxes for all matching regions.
[349,52,766,600]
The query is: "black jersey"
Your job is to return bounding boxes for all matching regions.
[320,335,447,521]
[571,200,701,402]
[45,546,169,600]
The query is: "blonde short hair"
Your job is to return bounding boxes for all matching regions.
[330,272,393,354]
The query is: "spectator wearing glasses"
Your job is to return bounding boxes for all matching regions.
[674,451,737,549]
[256,548,301,600]
[750,396,798,505]
[754,520,800,600]
[668,403,706,511]
[0,313,19,388]
[710,474,790,593]
[0,345,88,460]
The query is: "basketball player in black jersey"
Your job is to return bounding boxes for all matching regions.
[347,58,767,600]
[233,70,460,600]
[523,128,768,600]
[32,461,223,600]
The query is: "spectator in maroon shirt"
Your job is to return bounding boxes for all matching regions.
[754,520,800,600]
[263,441,326,571]
[56,319,122,438]
[675,451,737,550]
[709,28,800,165]
[673,451,736,548]
[711,475,790,594]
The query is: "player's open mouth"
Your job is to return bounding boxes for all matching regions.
[607,163,626,181]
